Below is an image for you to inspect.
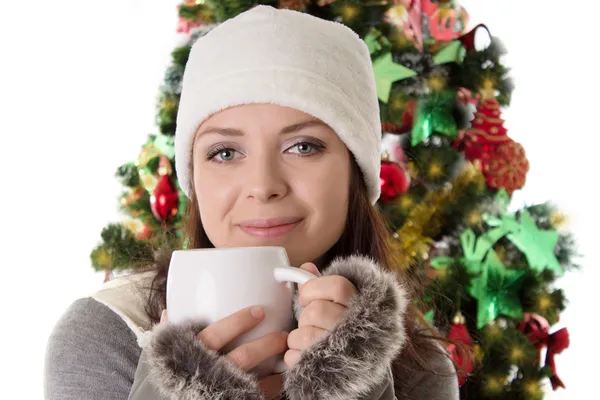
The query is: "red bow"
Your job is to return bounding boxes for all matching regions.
[518,313,570,390]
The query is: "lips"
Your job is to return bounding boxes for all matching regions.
[238,217,302,238]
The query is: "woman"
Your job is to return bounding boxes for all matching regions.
[44,6,459,400]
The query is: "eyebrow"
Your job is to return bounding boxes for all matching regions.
[196,120,328,139]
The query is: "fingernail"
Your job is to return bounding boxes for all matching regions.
[251,306,264,319]
[160,310,167,323]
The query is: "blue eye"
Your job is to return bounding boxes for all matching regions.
[206,146,238,163]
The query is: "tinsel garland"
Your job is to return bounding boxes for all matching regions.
[391,162,484,269]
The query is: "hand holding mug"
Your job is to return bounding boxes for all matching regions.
[160,308,286,399]
[285,263,357,367]
[166,247,318,377]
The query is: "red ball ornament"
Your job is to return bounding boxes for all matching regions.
[482,140,529,195]
[150,175,179,222]
[380,161,410,203]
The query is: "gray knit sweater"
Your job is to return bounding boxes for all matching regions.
[44,256,459,400]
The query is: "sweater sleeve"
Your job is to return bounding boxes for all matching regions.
[44,297,165,400]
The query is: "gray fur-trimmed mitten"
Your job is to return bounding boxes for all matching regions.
[144,321,264,400]
[284,255,409,400]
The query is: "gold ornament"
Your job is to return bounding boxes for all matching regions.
[484,323,504,341]
[550,212,567,228]
[398,194,415,211]
[340,4,360,21]
[509,346,526,365]
[427,75,447,92]
[523,380,543,398]
[465,209,482,226]
[480,78,497,100]
[537,294,553,311]
[483,375,506,396]
[452,311,466,325]
[427,161,444,179]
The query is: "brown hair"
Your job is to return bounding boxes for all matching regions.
[141,155,464,382]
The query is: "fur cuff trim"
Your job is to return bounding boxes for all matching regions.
[285,255,409,400]
[146,321,264,400]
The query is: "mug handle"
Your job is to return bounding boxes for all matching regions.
[273,266,318,285]
[271,266,318,374]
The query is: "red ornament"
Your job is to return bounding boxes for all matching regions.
[422,0,468,41]
[447,312,473,386]
[482,140,529,195]
[380,161,410,203]
[455,98,529,194]
[458,24,491,53]
[456,98,511,161]
[150,175,179,222]
[518,313,570,390]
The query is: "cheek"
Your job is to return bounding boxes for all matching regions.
[194,168,237,244]
[295,158,350,232]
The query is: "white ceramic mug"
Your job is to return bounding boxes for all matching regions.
[166,246,317,377]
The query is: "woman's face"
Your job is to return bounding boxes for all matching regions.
[192,104,351,266]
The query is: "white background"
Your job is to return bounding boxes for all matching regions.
[0,0,597,398]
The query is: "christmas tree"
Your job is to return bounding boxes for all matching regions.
[90,1,579,398]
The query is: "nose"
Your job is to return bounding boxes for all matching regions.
[243,155,288,203]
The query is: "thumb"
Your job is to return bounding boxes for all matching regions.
[299,262,321,277]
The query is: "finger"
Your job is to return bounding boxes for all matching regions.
[298,300,348,331]
[299,263,321,281]
[258,374,284,400]
[298,276,356,307]
[226,331,289,371]
[287,326,328,351]
[284,349,302,368]
[160,310,168,324]
[197,306,265,351]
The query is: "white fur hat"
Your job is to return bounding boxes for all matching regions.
[175,5,382,204]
